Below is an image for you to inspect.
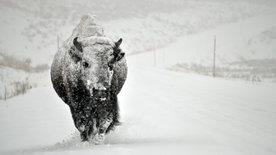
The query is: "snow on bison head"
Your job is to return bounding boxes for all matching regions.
[69,36,124,98]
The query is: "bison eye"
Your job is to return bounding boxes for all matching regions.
[82,61,90,68]
[108,62,113,70]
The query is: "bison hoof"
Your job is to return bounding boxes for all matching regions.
[93,133,105,145]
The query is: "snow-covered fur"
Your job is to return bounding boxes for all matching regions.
[50,15,127,142]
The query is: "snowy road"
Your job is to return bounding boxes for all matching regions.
[0,51,276,154]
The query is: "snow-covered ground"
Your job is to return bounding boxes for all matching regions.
[1,0,276,154]
[0,53,276,155]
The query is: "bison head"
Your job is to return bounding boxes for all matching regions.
[69,37,125,99]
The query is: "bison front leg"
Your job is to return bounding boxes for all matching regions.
[92,115,113,144]
[80,130,88,141]
[70,107,96,142]
[80,121,94,142]
[79,121,93,141]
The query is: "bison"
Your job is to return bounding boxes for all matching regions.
[50,15,127,143]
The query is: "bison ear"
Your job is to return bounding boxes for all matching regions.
[113,38,125,62]
[73,37,83,52]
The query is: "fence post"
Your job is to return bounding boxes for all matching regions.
[213,35,216,77]
[4,86,7,101]
[23,82,25,94]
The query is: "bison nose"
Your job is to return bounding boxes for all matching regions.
[93,88,108,100]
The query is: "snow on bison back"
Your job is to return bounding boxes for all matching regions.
[50,15,127,144]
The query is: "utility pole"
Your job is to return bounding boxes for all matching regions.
[4,86,7,101]
[213,36,216,77]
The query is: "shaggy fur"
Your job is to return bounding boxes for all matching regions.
[50,15,127,142]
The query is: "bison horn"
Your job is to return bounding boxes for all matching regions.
[73,37,83,52]
[115,38,122,48]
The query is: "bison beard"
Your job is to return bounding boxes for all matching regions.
[50,15,127,143]
[67,78,120,141]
